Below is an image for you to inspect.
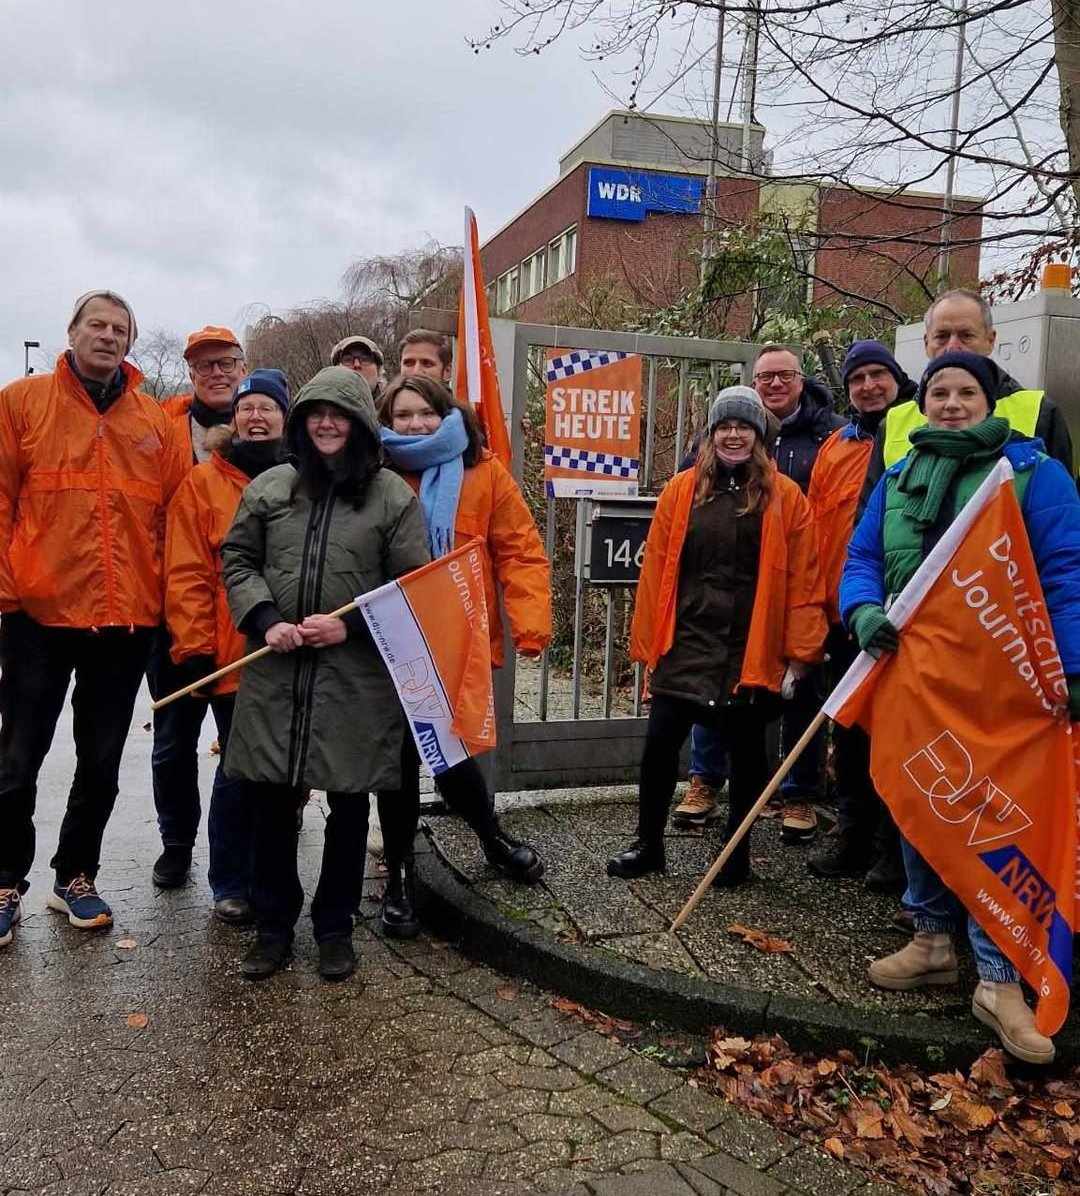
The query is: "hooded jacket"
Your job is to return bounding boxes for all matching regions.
[164,438,274,694]
[858,363,1075,510]
[630,464,827,693]
[771,377,847,493]
[841,438,1080,677]
[0,354,188,628]
[221,368,430,791]
[391,450,551,665]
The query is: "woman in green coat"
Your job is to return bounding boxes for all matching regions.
[222,366,429,983]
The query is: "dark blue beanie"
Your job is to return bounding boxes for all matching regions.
[234,368,289,418]
[917,351,998,412]
[841,340,905,391]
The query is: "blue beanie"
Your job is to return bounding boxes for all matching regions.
[234,368,289,418]
[841,340,905,391]
[917,351,998,413]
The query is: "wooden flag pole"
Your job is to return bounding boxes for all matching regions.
[150,601,359,711]
[669,709,829,933]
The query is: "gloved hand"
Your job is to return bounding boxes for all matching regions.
[849,604,900,654]
[781,661,810,700]
[1068,676,1080,722]
[171,654,217,699]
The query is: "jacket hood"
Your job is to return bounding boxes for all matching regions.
[781,376,840,433]
[285,366,379,454]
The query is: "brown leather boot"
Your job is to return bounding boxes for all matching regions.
[868,932,958,990]
[972,981,1055,1065]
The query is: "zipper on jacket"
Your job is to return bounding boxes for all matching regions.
[95,418,119,626]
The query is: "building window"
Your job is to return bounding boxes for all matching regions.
[486,281,497,312]
[547,225,578,285]
[521,249,546,300]
[496,267,520,314]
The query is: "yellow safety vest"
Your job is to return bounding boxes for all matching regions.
[882,389,1044,468]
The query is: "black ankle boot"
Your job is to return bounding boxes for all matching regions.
[152,846,192,889]
[381,858,420,939]
[808,830,870,879]
[607,839,666,879]
[479,824,545,884]
[241,936,291,981]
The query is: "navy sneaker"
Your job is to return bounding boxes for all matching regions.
[47,874,113,929]
[0,888,21,947]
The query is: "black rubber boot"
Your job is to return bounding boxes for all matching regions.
[478,824,545,884]
[380,858,420,939]
[317,936,356,982]
[241,936,291,981]
[152,846,192,889]
[808,829,871,879]
[607,839,666,879]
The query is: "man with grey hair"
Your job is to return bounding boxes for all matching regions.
[860,288,1074,500]
[0,292,187,947]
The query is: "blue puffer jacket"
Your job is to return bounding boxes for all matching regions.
[840,438,1080,675]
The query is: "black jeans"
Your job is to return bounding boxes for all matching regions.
[250,784,384,943]
[378,732,499,866]
[637,692,779,870]
[146,628,209,850]
[0,612,154,891]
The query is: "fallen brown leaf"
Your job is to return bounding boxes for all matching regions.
[726,922,795,954]
[1043,1160,1062,1180]
[854,1106,886,1139]
[817,1058,838,1077]
[936,1094,996,1132]
[822,1136,844,1159]
[1051,1100,1074,1119]
[887,1107,930,1151]
[116,938,137,950]
[969,1049,1013,1091]
[126,1012,149,1030]
[495,984,519,1001]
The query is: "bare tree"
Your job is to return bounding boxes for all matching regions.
[132,328,189,400]
[471,0,1080,287]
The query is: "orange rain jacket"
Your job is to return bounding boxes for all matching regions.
[0,355,188,629]
[806,425,874,625]
[399,450,551,666]
[161,393,196,465]
[164,450,251,694]
[630,465,827,693]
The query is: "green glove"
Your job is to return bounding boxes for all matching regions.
[850,604,900,654]
[1068,677,1080,721]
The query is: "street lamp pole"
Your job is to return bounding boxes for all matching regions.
[23,340,40,377]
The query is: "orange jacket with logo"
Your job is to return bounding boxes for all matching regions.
[0,356,188,628]
[162,393,196,466]
[630,465,826,692]
[807,425,873,624]
[399,450,551,666]
[164,451,250,694]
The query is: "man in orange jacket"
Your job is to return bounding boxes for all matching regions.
[806,340,910,889]
[148,326,248,889]
[0,292,188,945]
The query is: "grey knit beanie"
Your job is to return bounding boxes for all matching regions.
[68,289,138,351]
[707,386,768,441]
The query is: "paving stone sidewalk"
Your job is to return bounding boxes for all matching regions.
[0,697,894,1195]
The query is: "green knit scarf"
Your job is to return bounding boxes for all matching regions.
[896,416,1011,527]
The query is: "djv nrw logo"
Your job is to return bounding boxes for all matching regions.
[903,731,1032,847]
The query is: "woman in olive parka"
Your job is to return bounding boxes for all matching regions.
[222,366,429,983]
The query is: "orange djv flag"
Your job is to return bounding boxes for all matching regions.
[455,206,512,468]
[824,459,1077,1035]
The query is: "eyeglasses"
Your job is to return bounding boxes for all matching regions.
[753,369,801,385]
[191,355,244,377]
[714,421,754,434]
[307,406,351,425]
[235,402,281,418]
[340,352,375,367]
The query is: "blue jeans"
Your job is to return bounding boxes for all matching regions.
[778,663,826,800]
[901,837,1018,983]
[688,724,729,785]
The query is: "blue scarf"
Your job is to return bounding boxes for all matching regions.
[380,409,468,558]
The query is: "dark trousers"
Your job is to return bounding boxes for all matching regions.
[778,663,827,801]
[378,732,499,866]
[0,611,153,891]
[637,692,778,870]
[146,629,207,849]
[250,783,378,944]
[204,696,255,902]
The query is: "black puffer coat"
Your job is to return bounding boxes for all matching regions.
[771,378,846,493]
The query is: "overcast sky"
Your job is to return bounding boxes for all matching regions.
[0,0,654,383]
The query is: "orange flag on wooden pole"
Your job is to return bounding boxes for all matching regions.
[455,206,512,468]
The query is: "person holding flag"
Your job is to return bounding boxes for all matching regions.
[607,387,827,887]
[375,374,551,937]
[841,349,1080,1064]
[221,367,430,982]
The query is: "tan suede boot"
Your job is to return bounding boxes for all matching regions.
[867,932,958,990]
[972,981,1055,1065]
